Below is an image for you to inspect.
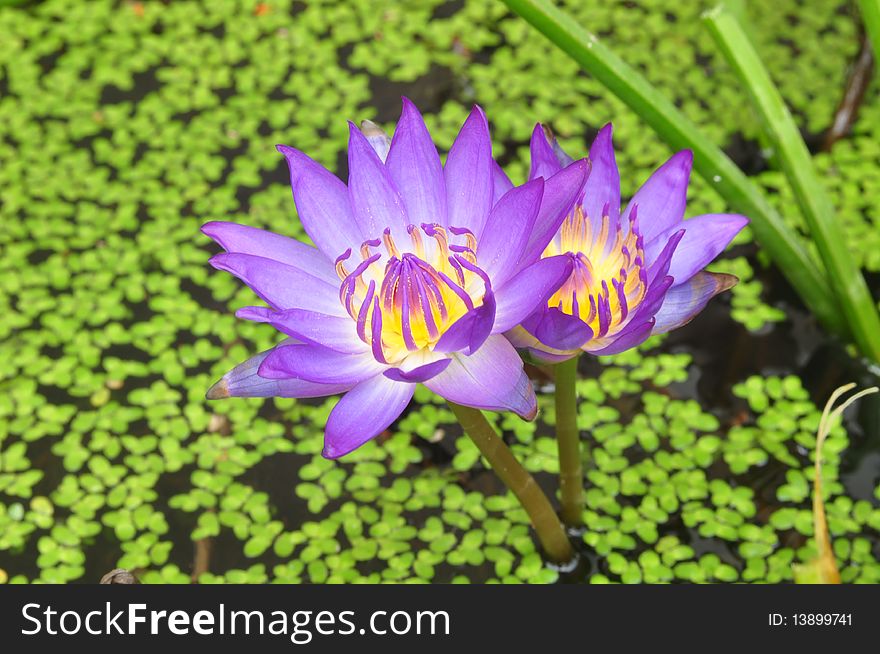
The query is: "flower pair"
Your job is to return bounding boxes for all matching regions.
[204,99,746,458]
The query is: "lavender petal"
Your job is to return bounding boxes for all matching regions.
[425,334,537,419]
[258,343,385,384]
[323,375,415,458]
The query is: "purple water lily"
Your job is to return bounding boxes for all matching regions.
[508,124,748,362]
[203,99,588,458]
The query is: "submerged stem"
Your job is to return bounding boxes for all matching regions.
[554,356,584,526]
[447,401,574,563]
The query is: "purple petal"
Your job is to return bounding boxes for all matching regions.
[587,318,655,356]
[550,133,575,168]
[631,274,675,321]
[493,255,574,333]
[521,158,590,264]
[206,348,352,399]
[385,97,447,226]
[529,123,563,180]
[646,214,748,285]
[201,221,338,284]
[653,271,738,333]
[434,287,496,355]
[647,230,685,285]
[521,306,593,351]
[491,160,514,206]
[582,124,620,230]
[445,105,493,236]
[584,274,674,352]
[477,178,544,286]
[210,252,346,316]
[276,145,361,257]
[616,275,675,334]
[621,150,693,243]
[258,343,385,383]
[323,375,415,458]
[235,306,365,353]
[347,121,409,238]
[424,334,537,419]
[383,357,451,382]
[359,120,392,162]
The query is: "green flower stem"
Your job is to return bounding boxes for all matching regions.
[554,356,584,526]
[500,0,846,340]
[447,401,574,563]
[705,4,880,363]
[857,0,880,74]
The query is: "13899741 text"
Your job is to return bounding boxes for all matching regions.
[768,613,853,627]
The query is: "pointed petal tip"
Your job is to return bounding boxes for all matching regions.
[320,438,364,460]
[359,118,384,135]
[513,380,539,421]
[207,252,225,267]
[275,143,298,160]
[234,305,270,321]
[712,271,739,292]
[200,221,221,238]
[276,144,308,172]
[463,103,488,129]
[321,444,342,460]
[532,121,549,142]
[524,175,545,194]
[676,149,694,165]
[346,120,362,140]
[400,95,417,113]
[659,149,694,180]
[206,377,229,400]
[589,123,616,162]
[670,228,687,248]
[347,119,391,164]
[207,252,232,271]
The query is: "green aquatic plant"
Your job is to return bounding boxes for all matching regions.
[794,383,878,584]
[857,0,880,73]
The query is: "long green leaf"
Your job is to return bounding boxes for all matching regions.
[705,4,880,362]
[500,0,846,338]
[857,0,880,75]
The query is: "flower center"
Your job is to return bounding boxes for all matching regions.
[542,205,647,338]
[335,224,488,363]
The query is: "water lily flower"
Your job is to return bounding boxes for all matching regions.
[203,99,588,458]
[509,124,748,362]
